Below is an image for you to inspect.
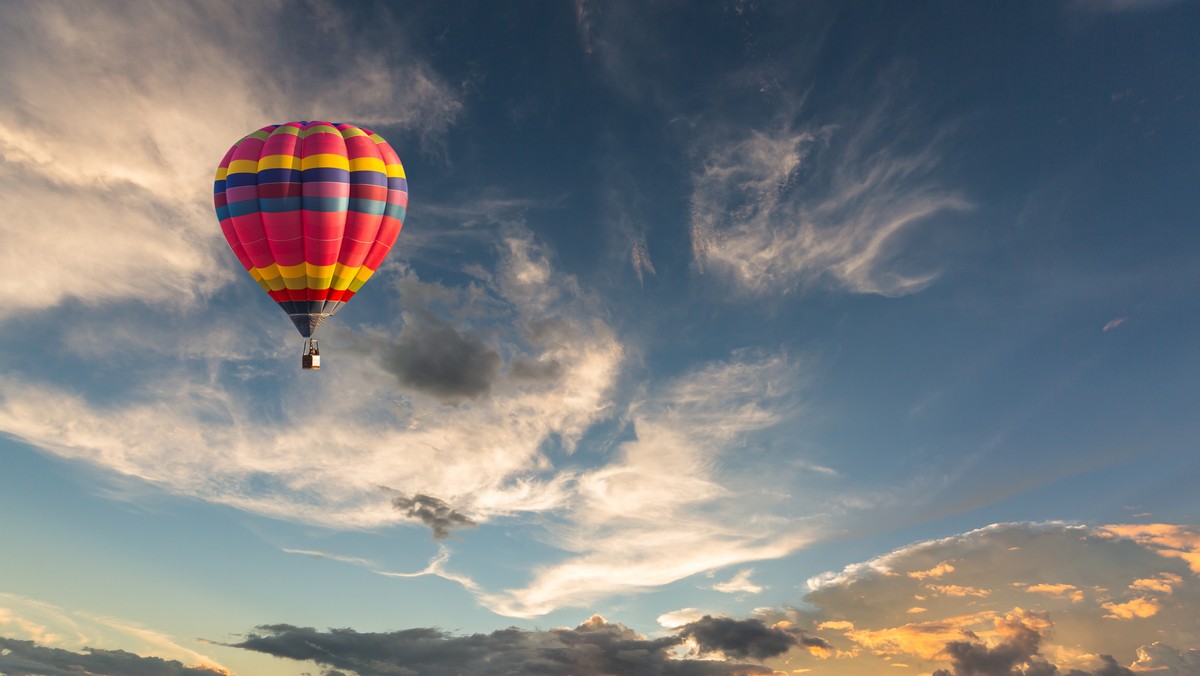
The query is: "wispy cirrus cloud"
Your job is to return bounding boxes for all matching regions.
[0,223,822,618]
[689,109,970,298]
[478,350,815,617]
[0,1,460,318]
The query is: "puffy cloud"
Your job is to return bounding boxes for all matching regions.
[677,616,830,661]
[767,523,1200,674]
[0,1,461,318]
[377,313,503,403]
[1101,597,1161,620]
[1129,642,1200,672]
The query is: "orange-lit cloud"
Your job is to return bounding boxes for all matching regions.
[1100,524,1200,573]
[1130,573,1183,594]
[1102,596,1162,620]
[907,562,954,580]
[1024,583,1084,602]
[843,611,994,660]
[927,584,990,598]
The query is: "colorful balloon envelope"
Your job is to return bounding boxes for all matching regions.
[213,121,408,339]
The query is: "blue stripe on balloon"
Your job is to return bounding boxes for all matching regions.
[225,172,260,188]
[349,171,387,187]
[213,180,226,195]
[302,167,350,183]
[387,177,408,192]
[301,196,351,212]
[384,203,407,221]
[348,198,387,216]
[257,168,302,184]
[226,199,265,218]
[258,197,305,213]
[215,205,230,221]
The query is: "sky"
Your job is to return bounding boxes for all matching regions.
[1,1,1198,675]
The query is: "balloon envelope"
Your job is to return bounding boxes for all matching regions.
[213,121,408,337]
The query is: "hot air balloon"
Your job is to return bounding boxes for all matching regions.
[213,121,408,369]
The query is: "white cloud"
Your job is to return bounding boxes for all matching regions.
[689,102,969,298]
[0,1,461,318]
[711,568,765,594]
[477,350,815,617]
[0,227,620,533]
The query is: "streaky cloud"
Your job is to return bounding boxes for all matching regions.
[689,74,970,298]
[228,615,776,676]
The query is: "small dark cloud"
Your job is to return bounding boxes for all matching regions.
[509,356,563,382]
[391,493,477,540]
[678,615,829,660]
[228,616,777,676]
[931,614,1134,676]
[379,313,501,403]
[0,637,223,676]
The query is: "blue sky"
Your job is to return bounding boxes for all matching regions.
[1,1,1198,674]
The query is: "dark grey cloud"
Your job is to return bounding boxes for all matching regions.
[930,615,1135,676]
[379,314,501,403]
[678,615,829,660]
[0,637,221,676]
[509,356,563,382]
[391,492,477,540]
[229,616,777,676]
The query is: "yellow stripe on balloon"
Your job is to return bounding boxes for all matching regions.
[277,262,307,279]
[258,154,303,171]
[255,264,281,280]
[228,159,260,175]
[248,268,270,292]
[355,267,376,282]
[215,167,228,181]
[349,157,386,173]
[330,264,360,291]
[301,153,350,171]
[308,276,334,290]
[385,163,405,178]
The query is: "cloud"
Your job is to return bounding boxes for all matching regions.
[689,86,970,298]
[0,2,461,319]
[0,593,225,672]
[378,313,503,403]
[0,226,621,537]
[0,638,228,676]
[0,224,823,618]
[477,350,815,617]
[1101,596,1161,620]
[1024,584,1085,603]
[929,609,1058,676]
[390,492,478,540]
[229,615,776,676]
[678,616,830,661]
[1098,524,1200,573]
[1130,642,1200,672]
[1103,317,1127,332]
[711,568,765,594]
[769,522,1200,673]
